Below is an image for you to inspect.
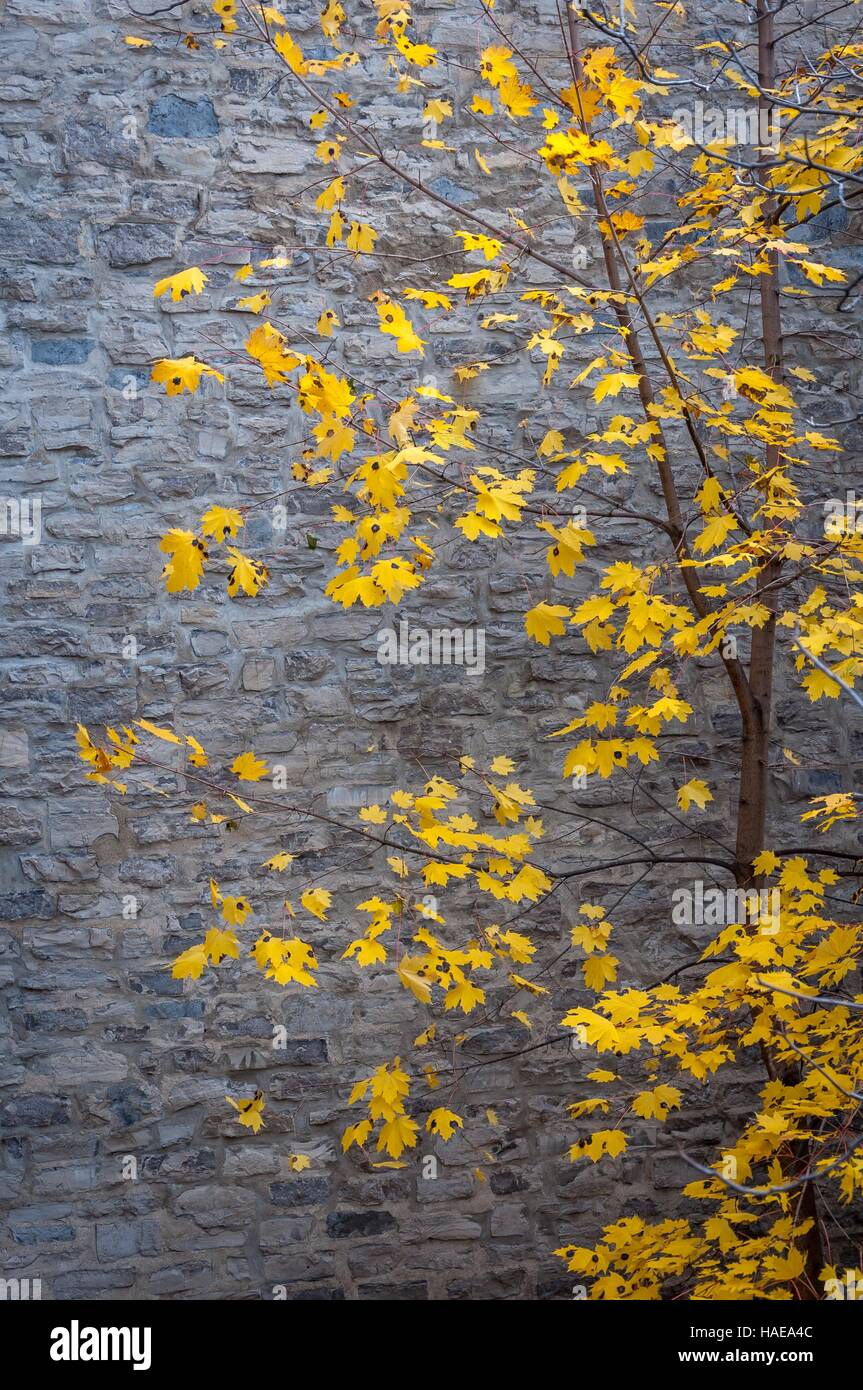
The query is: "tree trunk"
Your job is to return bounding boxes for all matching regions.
[738,0,824,1296]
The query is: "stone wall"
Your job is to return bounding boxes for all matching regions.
[1,0,862,1300]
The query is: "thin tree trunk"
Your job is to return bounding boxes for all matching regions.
[565,0,824,1296]
[745,0,824,1295]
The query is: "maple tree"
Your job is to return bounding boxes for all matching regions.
[76,0,863,1298]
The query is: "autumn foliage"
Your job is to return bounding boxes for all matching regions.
[74,1,863,1298]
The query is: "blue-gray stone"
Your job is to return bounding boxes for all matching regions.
[31,339,94,365]
[429,176,474,204]
[148,95,219,139]
[326,1210,398,1238]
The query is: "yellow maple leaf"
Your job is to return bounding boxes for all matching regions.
[398,963,433,1003]
[426,1108,464,1140]
[203,926,239,964]
[159,529,207,594]
[226,1091,265,1134]
[444,978,486,1013]
[375,298,425,354]
[593,370,640,403]
[264,851,294,871]
[231,750,269,782]
[346,221,378,255]
[343,937,387,967]
[341,1120,372,1152]
[171,943,209,980]
[221,895,251,926]
[632,1085,682,1121]
[583,954,619,991]
[226,547,269,598]
[802,667,841,701]
[151,356,224,396]
[423,98,452,123]
[525,602,571,646]
[153,267,207,301]
[200,505,244,540]
[135,717,182,744]
[301,887,332,920]
[237,291,271,314]
[377,1113,419,1158]
[677,778,713,811]
[571,1129,628,1163]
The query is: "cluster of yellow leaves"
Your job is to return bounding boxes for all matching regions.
[323,398,479,607]
[119,10,863,1304]
[374,295,426,354]
[172,925,240,981]
[455,466,535,541]
[800,792,858,833]
[77,679,863,1302]
[251,931,319,987]
[170,876,319,988]
[555,1213,814,1301]
[342,895,402,969]
[336,766,548,1015]
[342,1059,419,1161]
[570,903,619,994]
[558,852,863,1297]
[342,1056,465,1162]
[74,722,138,794]
[158,505,269,600]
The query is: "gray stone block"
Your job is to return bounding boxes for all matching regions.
[148,95,219,139]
